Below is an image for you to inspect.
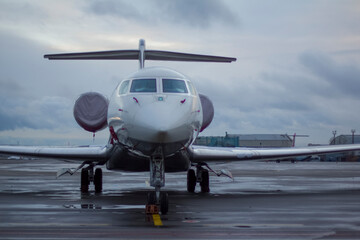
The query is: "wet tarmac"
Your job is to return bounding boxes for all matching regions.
[0,157,360,239]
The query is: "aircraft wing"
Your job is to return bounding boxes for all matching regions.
[0,145,111,162]
[189,144,360,162]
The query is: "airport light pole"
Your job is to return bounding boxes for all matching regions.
[351,129,356,144]
[332,130,337,145]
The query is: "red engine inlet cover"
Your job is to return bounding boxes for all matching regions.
[73,92,109,132]
[199,94,214,132]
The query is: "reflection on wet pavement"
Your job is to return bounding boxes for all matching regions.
[1,158,360,239]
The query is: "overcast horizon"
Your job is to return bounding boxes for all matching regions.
[1,0,360,147]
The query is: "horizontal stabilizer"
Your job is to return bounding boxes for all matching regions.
[44,39,236,69]
[145,50,236,62]
[44,50,139,60]
[44,50,236,62]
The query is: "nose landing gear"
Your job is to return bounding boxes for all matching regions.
[146,147,169,215]
[147,191,169,214]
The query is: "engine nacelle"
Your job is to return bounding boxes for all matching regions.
[199,94,214,132]
[73,92,109,133]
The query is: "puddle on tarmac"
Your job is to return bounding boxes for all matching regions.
[63,204,145,210]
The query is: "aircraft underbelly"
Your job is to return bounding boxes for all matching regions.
[106,145,190,172]
[129,137,191,156]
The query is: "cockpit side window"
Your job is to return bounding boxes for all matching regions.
[119,80,130,95]
[130,79,157,93]
[162,79,188,93]
[187,81,197,95]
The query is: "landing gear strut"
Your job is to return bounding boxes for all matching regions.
[80,164,103,193]
[146,147,169,214]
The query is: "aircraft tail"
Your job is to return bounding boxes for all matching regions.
[44,39,236,69]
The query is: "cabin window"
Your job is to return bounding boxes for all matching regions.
[119,80,130,95]
[130,79,157,93]
[162,79,188,93]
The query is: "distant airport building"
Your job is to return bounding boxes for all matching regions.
[328,134,360,162]
[330,135,360,145]
[194,133,292,148]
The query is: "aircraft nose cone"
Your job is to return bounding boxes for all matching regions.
[129,102,193,143]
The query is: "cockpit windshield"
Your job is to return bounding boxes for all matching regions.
[130,79,157,93]
[162,79,188,93]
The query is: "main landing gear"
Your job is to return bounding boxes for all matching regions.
[146,147,169,215]
[187,163,210,193]
[187,162,233,193]
[81,164,103,193]
[55,161,103,193]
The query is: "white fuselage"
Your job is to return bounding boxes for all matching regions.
[107,67,203,157]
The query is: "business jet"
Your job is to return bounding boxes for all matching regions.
[1,39,360,214]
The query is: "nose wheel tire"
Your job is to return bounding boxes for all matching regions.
[147,192,156,204]
[187,169,196,193]
[147,192,169,214]
[160,192,169,215]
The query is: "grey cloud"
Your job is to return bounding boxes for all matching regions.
[299,51,360,98]
[157,0,239,28]
[197,72,312,116]
[0,33,118,133]
[0,107,37,131]
[87,0,238,28]
[0,78,24,96]
[195,56,343,141]
[0,95,73,131]
[0,32,117,98]
[0,1,48,24]
[331,48,360,56]
[0,34,74,131]
[87,0,146,21]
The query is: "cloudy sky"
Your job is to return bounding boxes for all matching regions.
[0,0,359,146]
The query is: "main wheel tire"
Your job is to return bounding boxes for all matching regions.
[81,169,89,193]
[200,170,210,193]
[187,169,196,193]
[160,192,169,215]
[94,168,103,193]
